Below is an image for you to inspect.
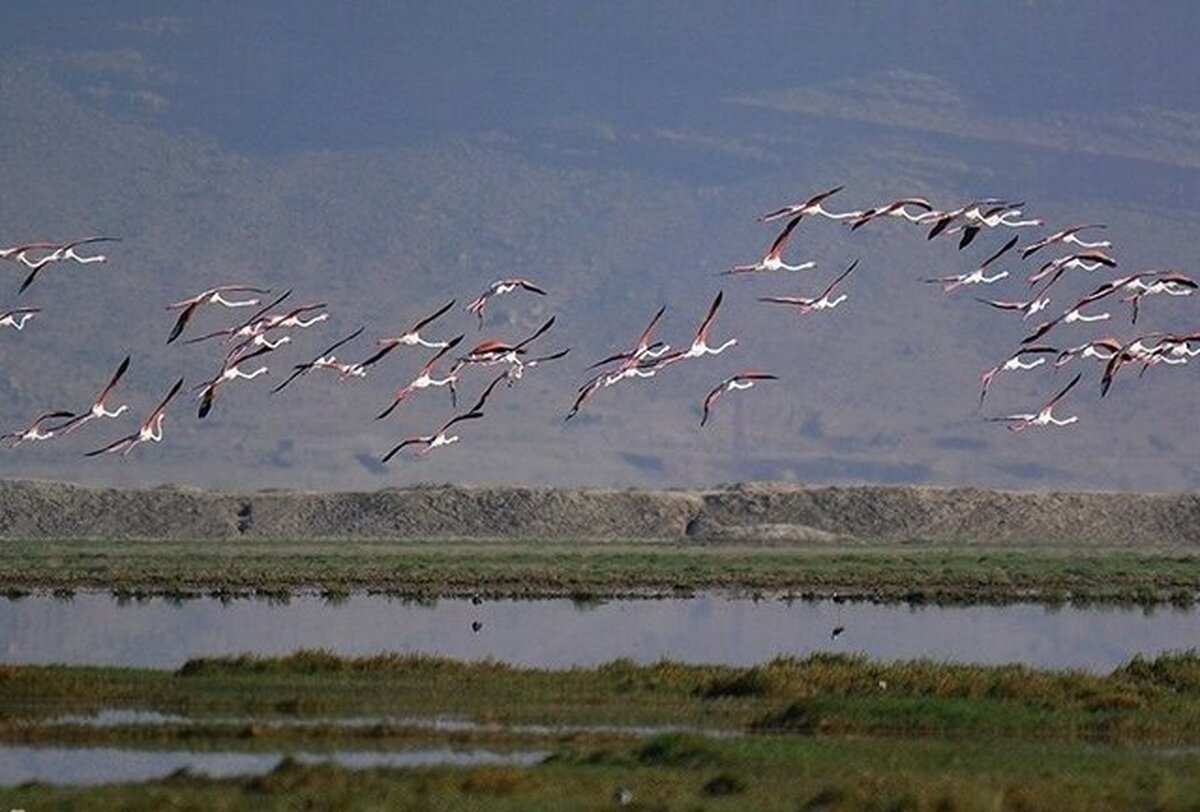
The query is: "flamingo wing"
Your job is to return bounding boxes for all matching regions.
[85,432,138,457]
[410,299,456,332]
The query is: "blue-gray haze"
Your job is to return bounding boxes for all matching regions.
[0,1,1197,491]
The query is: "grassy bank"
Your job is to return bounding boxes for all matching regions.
[3,653,1200,811]
[5,651,1200,744]
[1,538,1198,604]
[2,734,1199,811]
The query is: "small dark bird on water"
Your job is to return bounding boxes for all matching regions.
[471,621,483,633]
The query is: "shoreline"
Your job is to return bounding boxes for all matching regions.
[2,540,1197,605]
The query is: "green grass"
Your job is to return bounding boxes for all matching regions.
[1,537,1198,604]
[5,651,1200,745]
[2,733,1198,811]
[5,653,1200,809]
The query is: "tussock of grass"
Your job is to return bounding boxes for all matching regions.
[6,651,1200,749]
[177,650,512,677]
[636,733,723,767]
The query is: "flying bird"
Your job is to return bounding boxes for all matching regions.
[1054,337,1123,368]
[923,198,1008,241]
[54,356,132,435]
[166,285,272,344]
[974,295,1051,321]
[759,185,858,223]
[661,291,737,365]
[1021,224,1110,259]
[1027,251,1118,289]
[986,373,1082,432]
[86,378,185,457]
[848,197,934,230]
[587,306,670,371]
[759,258,858,314]
[723,215,815,274]
[2,409,75,448]
[380,374,505,460]
[272,327,366,393]
[194,345,276,419]
[1,241,57,262]
[700,371,778,427]
[465,279,546,327]
[924,235,1017,292]
[458,316,556,368]
[950,204,1041,249]
[373,299,457,353]
[375,335,465,419]
[0,307,40,331]
[183,289,293,345]
[978,346,1059,405]
[17,236,120,294]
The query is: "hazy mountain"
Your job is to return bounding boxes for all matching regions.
[0,3,1197,492]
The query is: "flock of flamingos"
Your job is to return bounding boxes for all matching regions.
[1,186,1196,460]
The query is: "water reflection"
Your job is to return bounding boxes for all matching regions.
[1,592,1196,672]
[0,746,548,787]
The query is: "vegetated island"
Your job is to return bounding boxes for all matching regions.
[3,651,1200,810]
[1,479,1198,603]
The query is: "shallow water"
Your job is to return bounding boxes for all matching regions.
[47,709,735,739]
[1,592,1197,672]
[0,745,548,787]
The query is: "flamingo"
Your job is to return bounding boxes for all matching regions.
[978,346,1059,405]
[0,307,39,330]
[1021,224,1110,259]
[224,333,291,363]
[587,306,670,373]
[986,373,1082,431]
[381,373,504,460]
[0,241,57,262]
[166,285,271,344]
[924,235,1017,292]
[266,304,328,330]
[1100,333,1185,396]
[193,345,275,419]
[1121,272,1197,324]
[194,301,324,347]
[723,215,815,275]
[465,279,546,328]
[54,356,131,435]
[458,317,556,369]
[375,336,465,419]
[923,198,1008,242]
[849,197,934,230]
[374,299,457,352]
[565,375,603,422]
[1054,337,1123,368]
[17,236,120,294]
[348,300,458,377]
[700,371,778,427]
[759,259,858,314]
[381,411,484,460]
[661,291,737,366]
[949,204,1041,249]
[183,289,292,345]
[2,409,75,448]
[1021,280,1129,344]
[759,185,859,223]
[1027,251,1118,289]
[86,378,185,457]
[974,295,1051,321]
[272,328,366,393]
[505,347,570,382]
